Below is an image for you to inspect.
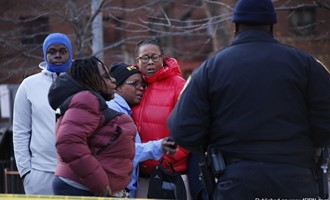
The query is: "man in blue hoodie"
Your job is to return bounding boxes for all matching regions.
[13,33,73,195]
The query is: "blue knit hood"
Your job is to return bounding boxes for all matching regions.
[43,33,73,73]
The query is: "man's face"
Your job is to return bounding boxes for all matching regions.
[46,44,70,65]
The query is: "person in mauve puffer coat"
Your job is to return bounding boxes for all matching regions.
[48,56,136,197]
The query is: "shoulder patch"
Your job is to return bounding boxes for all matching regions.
[316,59,330,74]
[178,75,191,100]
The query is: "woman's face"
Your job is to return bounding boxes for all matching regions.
[98,62,116,101]
[136,44,163,77]
[117,73,145,106]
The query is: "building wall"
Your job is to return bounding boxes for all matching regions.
[0,0,329,84]
[274,0,330,71]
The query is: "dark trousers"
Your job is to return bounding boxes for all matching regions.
[187,153,209,200]
[53,176,94,196]
[213,160,318,200]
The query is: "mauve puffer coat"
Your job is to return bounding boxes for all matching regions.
[53,90,136,194]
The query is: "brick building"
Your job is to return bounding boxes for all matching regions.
[0,0,329,84]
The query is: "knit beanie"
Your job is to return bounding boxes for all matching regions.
[110,62,141,87]
[43,33,73,73]
[232,0,277,25]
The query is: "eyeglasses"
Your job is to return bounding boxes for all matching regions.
[125,80,146,89]
[47,48,68,55]
[137,54,162,64]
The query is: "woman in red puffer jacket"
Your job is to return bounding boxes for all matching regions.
[132,38,190,199]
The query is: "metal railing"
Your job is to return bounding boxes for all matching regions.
[0,158,24,194]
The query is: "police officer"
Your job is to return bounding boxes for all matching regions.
[167,0,330,199]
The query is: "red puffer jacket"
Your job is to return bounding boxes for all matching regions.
[132,57,189,175]
[55,91,136,195]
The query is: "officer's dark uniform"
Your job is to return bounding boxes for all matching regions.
[167,0,330,199]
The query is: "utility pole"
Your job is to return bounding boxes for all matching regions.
[91,0,104,61]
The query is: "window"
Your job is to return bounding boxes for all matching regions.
[19,16,49,46]
[289,7,316,37]
[104,16,123,44]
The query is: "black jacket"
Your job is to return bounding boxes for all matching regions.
[168,29,330,168]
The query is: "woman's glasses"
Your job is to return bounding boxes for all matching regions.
[136,54,162,64]
[125,80,146,89]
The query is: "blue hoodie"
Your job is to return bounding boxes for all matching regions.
[42,33,73,73]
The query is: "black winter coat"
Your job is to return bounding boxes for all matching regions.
[168,29,330,168]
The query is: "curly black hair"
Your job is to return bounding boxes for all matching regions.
[135,38,164,57]
[67,56,109,93]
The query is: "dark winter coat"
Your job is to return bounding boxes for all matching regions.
[48,74,136,194]
[168,30,330,168]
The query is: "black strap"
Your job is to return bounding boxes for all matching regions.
[56,91,122,125]
[159,158,176,173]
[199,145,215,199]
[90,91,122,125]
[55,95,74,120]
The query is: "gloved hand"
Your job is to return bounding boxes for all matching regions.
[161,137,178,156]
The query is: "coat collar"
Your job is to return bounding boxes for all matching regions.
[231,29,278,46]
